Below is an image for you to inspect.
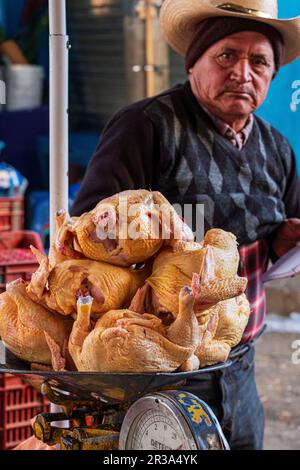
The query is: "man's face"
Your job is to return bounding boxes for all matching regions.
[188,31,275,119]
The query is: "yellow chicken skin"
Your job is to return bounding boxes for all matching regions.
[146,241,205,317]
[203,229,239,278]
[195,294,250,367]
[67,287,200,373]
[48,210,84,268]
[53,190,194,267]
[0,279,72,365]
[146,229,247,319]
[27,249,150,317]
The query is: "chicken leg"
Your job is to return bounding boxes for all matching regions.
[166,286,199,347]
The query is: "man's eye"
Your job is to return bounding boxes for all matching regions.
[219,52,233,60]
[252,57,267,66]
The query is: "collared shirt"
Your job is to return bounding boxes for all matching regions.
[202,105,254,150]
[238,239,269,343]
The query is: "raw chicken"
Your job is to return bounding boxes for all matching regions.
[67,287,200,372]
[0,186,251,373]
[27,248,150,317]
[146,229,247,319]
[53,190,194,267]
[194,294,250,366]
[0,279,72,365]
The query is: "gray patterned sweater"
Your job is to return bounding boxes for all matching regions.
[72,81,300,246]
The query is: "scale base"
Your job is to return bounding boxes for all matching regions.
[33,382,229,450]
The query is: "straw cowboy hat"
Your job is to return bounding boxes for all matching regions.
[160,0,300,65]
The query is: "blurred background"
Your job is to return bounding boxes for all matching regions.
[0,0,299,450]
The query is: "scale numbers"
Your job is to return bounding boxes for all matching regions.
[129,409,191,450]
[120,394,199,450]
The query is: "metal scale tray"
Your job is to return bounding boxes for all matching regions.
[0,342,250,405]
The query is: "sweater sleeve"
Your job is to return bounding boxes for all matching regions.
[266,144,300,263]
[282,147,300,219]
[71,107,156,216]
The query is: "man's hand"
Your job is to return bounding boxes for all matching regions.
[272,218,300,258]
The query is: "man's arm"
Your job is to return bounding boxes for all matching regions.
[282,148,300,219]
[271,147,300,258]
[71,107,157,216]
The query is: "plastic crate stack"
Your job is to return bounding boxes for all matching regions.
[0,192,49,449]
[0,175,44,293]
[0,230,44,293]
[0,196,24,232]
[0,374,50,450]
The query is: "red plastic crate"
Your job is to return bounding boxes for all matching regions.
[0,231,44,293]
[0,374,50,450]
[0,197,24,232]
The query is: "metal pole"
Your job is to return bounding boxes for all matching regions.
[48,0,70,432]
[145,0,155,97]
[49,0,69,242]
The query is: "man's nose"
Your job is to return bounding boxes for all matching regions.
[230,58,252,82]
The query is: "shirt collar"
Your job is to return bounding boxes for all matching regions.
[201,104,254,150]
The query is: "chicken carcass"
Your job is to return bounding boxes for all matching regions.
[27,248,150,317]
[0,279,72,365]
[194,294,250,366]
[146,229,247,319]
[67,287,200,373]
[53,190,194,267]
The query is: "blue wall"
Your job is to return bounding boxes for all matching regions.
[256,1,300,169]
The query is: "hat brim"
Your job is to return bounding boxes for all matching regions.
[160,0,300,65]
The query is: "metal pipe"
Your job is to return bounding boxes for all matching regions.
[145,0,155,97]
[49,0,69,242]
[48,0,69,429]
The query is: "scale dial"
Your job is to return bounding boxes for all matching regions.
[119,391,228,450]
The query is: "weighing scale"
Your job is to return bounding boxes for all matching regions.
[0,346,241,450]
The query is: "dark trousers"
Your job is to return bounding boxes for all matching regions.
[184,347,265,450]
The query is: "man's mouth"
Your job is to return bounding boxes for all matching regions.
[223,91,253,100]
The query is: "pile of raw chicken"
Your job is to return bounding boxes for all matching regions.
[0,190,250,373]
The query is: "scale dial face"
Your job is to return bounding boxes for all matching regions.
[119,394,198,450]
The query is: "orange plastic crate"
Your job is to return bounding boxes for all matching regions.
[0,197,24,232]
[0,374,50,450]
[0,231,44,293]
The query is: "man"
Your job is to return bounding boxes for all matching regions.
[71,0,300,449]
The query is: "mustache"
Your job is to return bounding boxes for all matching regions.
[218,85,256,101]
